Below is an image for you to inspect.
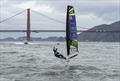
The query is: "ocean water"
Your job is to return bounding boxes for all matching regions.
[0,42,120,81]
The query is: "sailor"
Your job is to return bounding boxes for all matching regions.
[53,47,66,60]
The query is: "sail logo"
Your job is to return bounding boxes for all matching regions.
[69,16,77,39]
[69,8,75,16]
[70,40,78,48]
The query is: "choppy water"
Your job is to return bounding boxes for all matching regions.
[0,42,120,81]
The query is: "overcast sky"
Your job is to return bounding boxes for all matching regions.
[0,0,120,30]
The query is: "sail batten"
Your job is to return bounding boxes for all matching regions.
[66,5,78,57]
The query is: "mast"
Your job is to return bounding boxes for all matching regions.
[27,8,31,41]
[66,6,71,56]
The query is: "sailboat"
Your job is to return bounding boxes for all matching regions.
[66,5,79,61]
[53,5,79,62]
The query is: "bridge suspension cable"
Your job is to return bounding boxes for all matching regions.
[0,9,90,30]
[31,10,90,30]
[0,9,26,23]
[31,10,65,24]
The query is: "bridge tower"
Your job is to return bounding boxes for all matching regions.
[27,8,31,41]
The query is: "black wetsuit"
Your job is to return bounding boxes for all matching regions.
[53,47,66,60]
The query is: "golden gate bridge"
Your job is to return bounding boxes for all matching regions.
[0,8,119,41]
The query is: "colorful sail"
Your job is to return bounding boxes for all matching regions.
[66,5,78,57]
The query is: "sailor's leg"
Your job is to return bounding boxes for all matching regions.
[57,55,66,60]
[61,55,66,60]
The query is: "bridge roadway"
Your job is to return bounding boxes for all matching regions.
[0,30,120,32]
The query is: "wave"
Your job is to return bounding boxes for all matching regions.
[0,51,18,54]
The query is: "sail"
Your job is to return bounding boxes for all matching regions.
[66,5,78,57]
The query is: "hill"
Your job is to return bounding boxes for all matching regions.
[78,21,120,42]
